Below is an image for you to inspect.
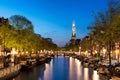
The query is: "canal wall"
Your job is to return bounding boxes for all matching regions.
[0,64,21,80]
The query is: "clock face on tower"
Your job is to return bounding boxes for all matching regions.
[72,23,75,27]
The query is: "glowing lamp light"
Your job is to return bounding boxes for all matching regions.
[93,50,97,55]
[115,49,119,60]
[11,48,18,62]
[85,50,88,56]
[116,49,119,55]
[26,51,28,54]
[72,23,75,26]
[21,52,24,55]
[40,50,42,53]
[103,48,106,53]
[102,47,106,58]
[11,48,17,55]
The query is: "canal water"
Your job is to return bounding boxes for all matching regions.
[13,56,110,80]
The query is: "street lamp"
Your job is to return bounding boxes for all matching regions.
[102,47,106,59]
[78,46,81,55]
[11,48,17,65]
[115,42,120,63]
[115,49,119,62]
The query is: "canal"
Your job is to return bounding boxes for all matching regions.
[13,56,110,80]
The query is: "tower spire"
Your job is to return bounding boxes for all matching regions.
[71,21,76,44]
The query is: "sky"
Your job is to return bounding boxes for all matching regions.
[0,0,108,47]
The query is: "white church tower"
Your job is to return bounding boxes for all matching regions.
[71,21,76,44]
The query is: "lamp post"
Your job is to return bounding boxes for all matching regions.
[115,42,120,63]
[11,48,18,65]
[102,47,106,60]
[79,46,81,55]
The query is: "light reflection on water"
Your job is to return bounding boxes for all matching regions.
[76,58,82,80]
[13,56,113,80]
[84,68,89,80]
[93,70,99,80]
[43,59,53,80]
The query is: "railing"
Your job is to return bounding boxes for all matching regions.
[0,64,21,79]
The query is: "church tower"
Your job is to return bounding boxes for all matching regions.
[71,21,76,44]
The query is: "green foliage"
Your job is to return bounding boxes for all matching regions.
[64,42,79,51]
[9,15,34,32]
[0,15,58,53]
[81,0,120,53]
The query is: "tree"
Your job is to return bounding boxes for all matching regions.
[9,15,34,51]
[9,15,34,32]
[0,15,59,54]
[85,0,120,62]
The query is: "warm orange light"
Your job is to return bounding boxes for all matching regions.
[116,49,119,55]
[11,48,18,62]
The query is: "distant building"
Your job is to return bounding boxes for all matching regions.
[0,17,8,26]
[75,39,81,45]
[71,21,81,45]
[71,21,76,44]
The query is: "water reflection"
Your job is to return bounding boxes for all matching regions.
[93,70,99,80]
[13,56,112,80]
[76,59,81,80]
[69,57,74,80]
[43,59,53,80]
[84,68,89,80]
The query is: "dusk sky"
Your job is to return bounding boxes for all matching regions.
[0,0,108,47]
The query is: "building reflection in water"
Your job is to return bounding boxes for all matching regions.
[13,56,103,80]
[75,58,82,80]
[93,70,99,80]
[42,57,98,80]
[69,57,83,80]
[84,68,89,80]
[69,57,73,80]
[43,59,53,80]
